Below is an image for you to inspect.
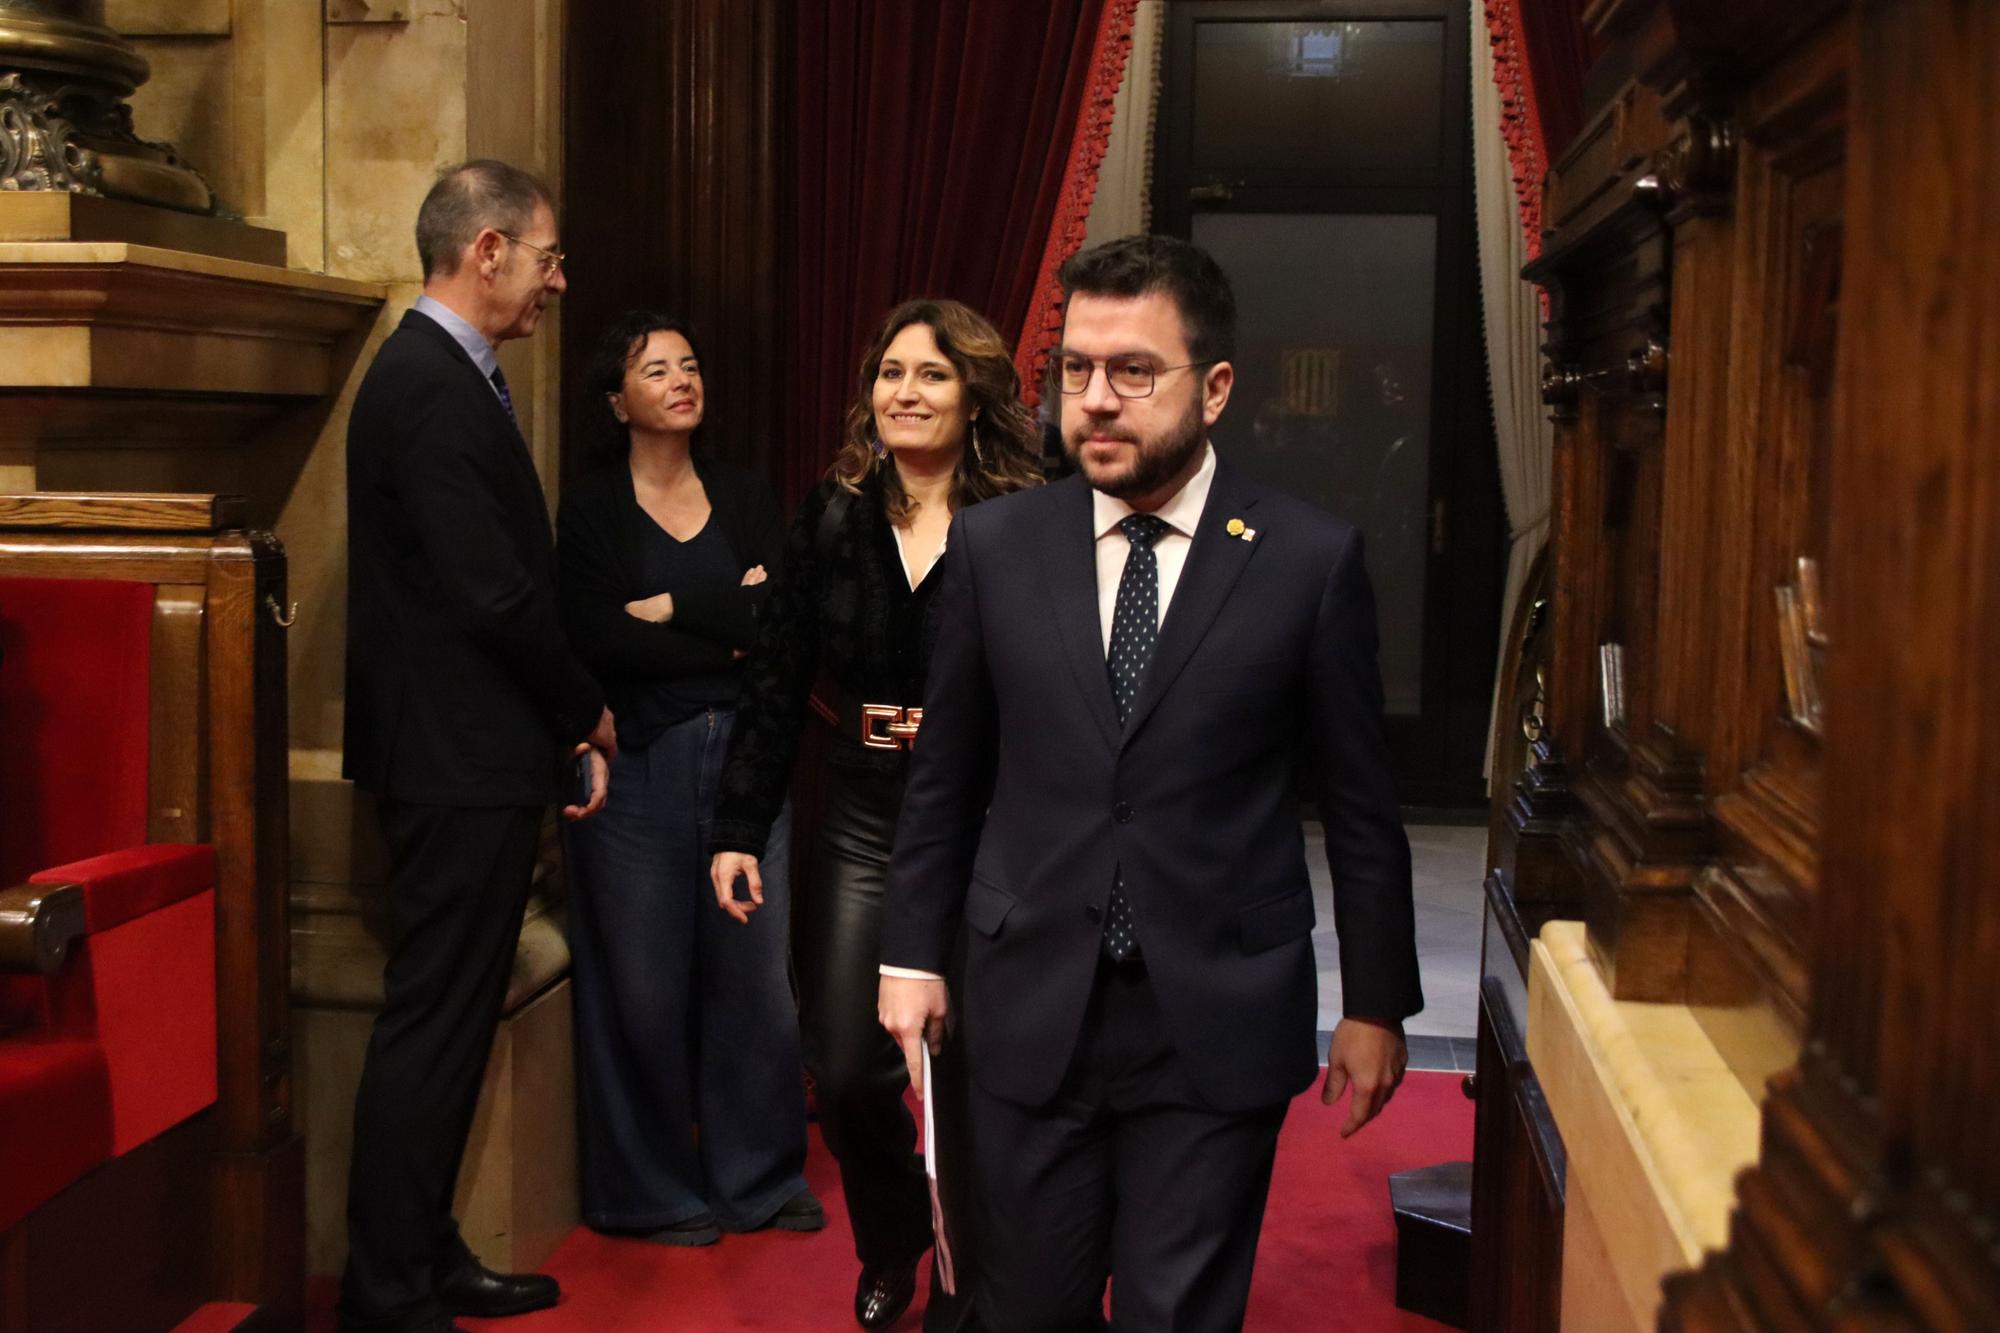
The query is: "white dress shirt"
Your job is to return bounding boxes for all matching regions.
[879,445,1218,985]
[1091,442,1215,651]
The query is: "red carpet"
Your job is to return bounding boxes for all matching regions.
[315,1071,1469,1331]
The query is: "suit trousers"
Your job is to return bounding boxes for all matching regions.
[971,957,1289,1333]
[563,707,808,1231]
[804,767,977,1331]
[339,799,545,1333]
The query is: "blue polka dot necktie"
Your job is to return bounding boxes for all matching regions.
[1104,512,1169,961]
[490,366,519,430]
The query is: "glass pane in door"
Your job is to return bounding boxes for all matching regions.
[1191,20,1445,172]
[1193,212,1436,716]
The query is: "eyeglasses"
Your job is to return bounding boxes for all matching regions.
[1054,352,1215,399]
[501,232,566,277]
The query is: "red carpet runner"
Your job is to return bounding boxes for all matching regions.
[316,1070,1469,1331]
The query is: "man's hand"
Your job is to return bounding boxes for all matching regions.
[1321,1016,1408,1138]
[710,851,763,925]
[878,975,949,1096]
[586,705,619,758]
[562,744,609,822]
[740,565,768,587]
[624,592,675,623]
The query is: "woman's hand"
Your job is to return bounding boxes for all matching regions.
[624,591,675,622]
[710,851,763,924]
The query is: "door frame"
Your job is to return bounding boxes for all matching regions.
[1154,0,1503,807]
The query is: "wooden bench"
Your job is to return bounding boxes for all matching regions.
[0,493,297,1333]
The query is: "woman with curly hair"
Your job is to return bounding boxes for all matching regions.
[709,299,1043,1329]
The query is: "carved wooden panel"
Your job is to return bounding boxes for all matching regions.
[1678,29,1848,1100]
[1529,78,1708,1005]
[1511,0,2000,1328]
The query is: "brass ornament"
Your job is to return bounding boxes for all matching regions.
[0,1,214,212]
[1775,556,1826,737]
[1522,666,1546,745]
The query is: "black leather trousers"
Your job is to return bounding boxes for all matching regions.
[801,767,976,1331]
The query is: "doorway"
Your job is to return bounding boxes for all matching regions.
[1154,1,1503,807]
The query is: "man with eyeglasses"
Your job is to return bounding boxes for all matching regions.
[880,234,1420,1330]
[341,158,613,1333]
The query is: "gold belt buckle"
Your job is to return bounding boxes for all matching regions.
[861,703,923,751]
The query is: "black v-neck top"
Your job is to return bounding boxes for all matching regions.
[709,473,947,857]
[631,514,744,727]
[557,455,787,751]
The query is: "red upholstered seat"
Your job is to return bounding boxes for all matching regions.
[0,1038,111,1233]
[0,580,219,1234]
[29,847,219,1155]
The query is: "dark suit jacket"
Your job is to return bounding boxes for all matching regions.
[343,309,604,807]
[881,462,1421,1114]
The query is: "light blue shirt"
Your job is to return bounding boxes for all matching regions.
[412,294,505,401]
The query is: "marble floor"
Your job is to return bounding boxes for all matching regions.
[1310,820,1486,1070]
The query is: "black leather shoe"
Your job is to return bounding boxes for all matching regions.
[437,1260,559,1318]
[854,1257,919,1329]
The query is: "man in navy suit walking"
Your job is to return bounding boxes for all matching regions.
[879,235,1422,1331]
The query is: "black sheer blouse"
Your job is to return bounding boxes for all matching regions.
[709,472,946,857]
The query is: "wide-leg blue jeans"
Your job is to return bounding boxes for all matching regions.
[563,706,807,1231]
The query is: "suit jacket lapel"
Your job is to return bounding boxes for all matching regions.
[1039,475,1122,752]
[1119,461,1261,747]
[403,310,544,497]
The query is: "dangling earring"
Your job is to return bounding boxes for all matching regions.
[971,420,986,466]
[867,427,888,461]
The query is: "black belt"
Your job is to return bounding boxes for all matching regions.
[811,690,924,752]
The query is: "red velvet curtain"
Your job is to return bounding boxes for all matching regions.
[784,0,1110,508]
[1514,0,1592,161]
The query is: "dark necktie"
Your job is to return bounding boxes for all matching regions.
[490,366,519,430]
[1104,512,1170,961]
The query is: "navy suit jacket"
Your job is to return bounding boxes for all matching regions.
[344,310,603,806]
[881,462,1421,1113]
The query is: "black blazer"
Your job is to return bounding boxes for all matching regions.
[343,309,604,806]
[881,462,1422,1114]
[556,456,786,745]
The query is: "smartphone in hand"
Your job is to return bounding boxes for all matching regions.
[573,751,594,808]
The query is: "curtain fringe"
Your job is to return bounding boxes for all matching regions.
[1481,0,1550,263]
[1014,0,1143,407]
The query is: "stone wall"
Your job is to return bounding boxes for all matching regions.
[112,0,566,773]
